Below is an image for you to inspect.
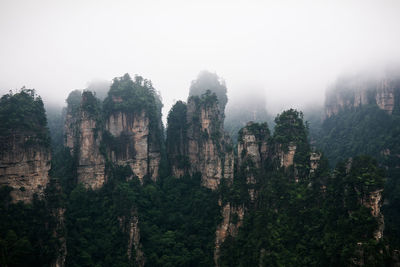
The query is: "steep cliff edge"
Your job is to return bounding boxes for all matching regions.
[273,109,311,179]
[118,209,145,267]
[167,91,234,190]
[103,74,163,182]
[0,89,51,203]
[64,90,105,189]
[237,122,270,201]
[214,201,245,265]
[63,74,163,185]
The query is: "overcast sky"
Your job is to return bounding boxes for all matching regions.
[1,0,400,119]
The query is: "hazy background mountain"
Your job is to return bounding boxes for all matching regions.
[1,0,400,122]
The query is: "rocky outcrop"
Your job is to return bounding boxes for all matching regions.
[310,152,321,173]
[51,207,67,267]
[168,93,234,190]
[64,79,163,186]
[278,143,297,169]
[0,134,51,203]
[376,79,396,115]
[363,189,384,240]
[64,110,76,153]
[106,110,160,182]
[324,74,399,118]
[214,201,245,266]
[238,122,269,169]
[119,210,145,267]
[237,122,270,200]
[64,91,106,189]
[76,112,105,189]
[187,95,234,189]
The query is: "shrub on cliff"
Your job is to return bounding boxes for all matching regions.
[0,88,50,147]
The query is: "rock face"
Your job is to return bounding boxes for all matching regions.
[76,112,105,189]
[0,134,51,203]
[324,74,399,118]
[376,79,396,115]
[64,91,106,189]
[51,207,67,267]
[362,189,384,240]
[168,93,234,190]
[278,143,297,169]
[237,122,270,200]
[214,201,245,266]
[310,152,321,172]
[119,210,145,267]
[106,110,160,182]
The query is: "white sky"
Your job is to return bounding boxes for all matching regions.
[1,0,400,119]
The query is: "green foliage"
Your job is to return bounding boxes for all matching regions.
[166,101,188,170]
[315,105,399,166]
[103,73,163,148]
[238,122,270,144]
[81,91,102,119]
[139,174,220,266]
[274,109,311,177]
[103,73,162,118]
[274,109,308,149]
[312,104,400,249]
[62,168,220,267]
[0,88,50,147]
[65,183,129,267]
[0,187,58,266]
[66,90,82,115]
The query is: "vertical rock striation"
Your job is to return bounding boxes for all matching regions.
[76,110,105,189]
[64,91,105,189]
[214,201,245,266]
[237,122,270,201]
[168,92,234,190]
[0,89,51,203]
[105,110,160,182]
[119,210,145,267]
[102,74,163,183]
[0,134,51,202]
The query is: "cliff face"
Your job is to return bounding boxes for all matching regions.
[64,92,106,189]
[376,79,396,115]
[119,210,145,267]
[51,207,67,267]
[106,110,160,182]
[237,122,270,200]
[214,201,245,266]
[362,189,384,240]
[278,143,297,169]
[76,111,105,189]
[169,93,234,190]
[325,75,399,118]
[0,134,51,202]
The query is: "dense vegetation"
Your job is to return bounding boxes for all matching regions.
[52,163,220,266]
[166,101,189,170]
[219,111,388,266]
[0,184,60,266]
[0,88,50,146]
[1,72,398,266]
[312,104,400,251]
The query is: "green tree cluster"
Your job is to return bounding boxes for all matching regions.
[0,88,50,146]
